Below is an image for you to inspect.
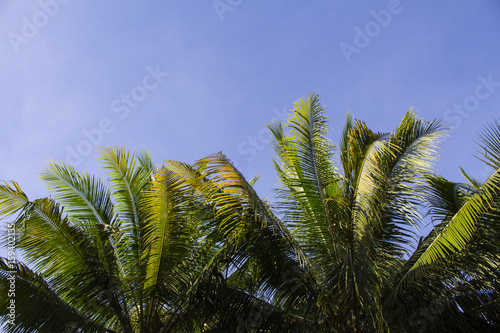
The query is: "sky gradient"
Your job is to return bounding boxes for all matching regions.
[1,1,500,256]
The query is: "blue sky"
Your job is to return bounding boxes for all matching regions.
[1,1,499,248]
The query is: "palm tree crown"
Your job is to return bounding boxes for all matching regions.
[1,94,499,332]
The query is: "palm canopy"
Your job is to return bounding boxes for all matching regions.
[263,94,500,332]
[200,93,500,332]
[0,146,318,332]
[1,93,499,332]
[0,148,236,332]
[263,93,447,331]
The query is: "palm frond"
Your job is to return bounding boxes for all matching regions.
[476,118,500,169]
[40,161,116,227]
[412,167,500,268]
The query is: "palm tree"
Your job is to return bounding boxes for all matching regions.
[0,147,242,332]
[175,93,500,332]
[262,94,500,332]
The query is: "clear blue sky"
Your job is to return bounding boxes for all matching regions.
[1,1,499,242]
